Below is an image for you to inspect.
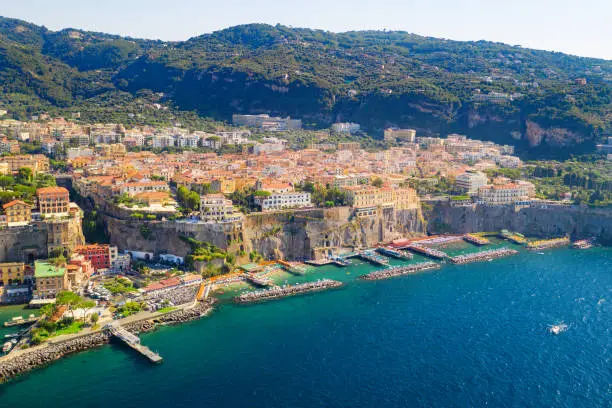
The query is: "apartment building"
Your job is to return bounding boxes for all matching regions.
[456,171,488,194]
[384,128,416,143]
[254,192,312,212]
[75,244,112,271]
[0,262,27,286]
[332,122,361,134]
[477,182,533,205]
[37,186,70,215]
[34,261,67,298]
[119,181,169,196]
[2,200,32,226]
[200,194,243,222]
[232,114,302,131]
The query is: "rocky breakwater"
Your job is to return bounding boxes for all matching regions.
[0,331,112,383]
[450,248,518,264]
[361,262,441,281]
[235,280,343,304]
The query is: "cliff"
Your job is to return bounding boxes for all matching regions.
[427,203,612,244]
[103,206,427,261]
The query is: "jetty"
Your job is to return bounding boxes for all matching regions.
[107,323,162,363]
[407,244,448,259]
[234,279,343,304]
[3,315,38,327]
[499,229,527,244]
[527,237,570,250]
[376,246,413,260]
[244,273,274,287]
[278,260,311,275]
[450,248,518,264]
[463,234,490,246]
[357,251,390,266]
[361,262,441,281]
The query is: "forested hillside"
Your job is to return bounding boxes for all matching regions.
[0,17,610,158]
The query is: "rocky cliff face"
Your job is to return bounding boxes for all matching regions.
[427,203,612,243]
[103,206,427,261]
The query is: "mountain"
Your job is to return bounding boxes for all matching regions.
[0,17,611,158]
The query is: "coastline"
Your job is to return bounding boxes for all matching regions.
[0,299,216,384]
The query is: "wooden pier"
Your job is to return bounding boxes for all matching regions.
[107,323,162,363]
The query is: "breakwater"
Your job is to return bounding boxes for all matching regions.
[450,248,518,264]
[360,262,441,281]
[0,299,216,384]
[234,280,343,304]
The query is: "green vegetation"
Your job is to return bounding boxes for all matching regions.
[157,306,177,314]
[179,236,227,269]
[298,181,347,207]
[31,317,84,344]
[116,301,144,318]
[176,186,200,212]
[0,17,609,157]
[103,277,137,295]
[0,169,56,206]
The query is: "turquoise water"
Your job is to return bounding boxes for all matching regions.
[0,246,610,407]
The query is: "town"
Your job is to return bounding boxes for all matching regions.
[0,112,608,369]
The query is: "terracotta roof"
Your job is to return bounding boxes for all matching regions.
[2,199,30,209]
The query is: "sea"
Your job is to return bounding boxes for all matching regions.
[0,244,610,408]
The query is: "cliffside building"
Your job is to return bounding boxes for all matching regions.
[200,194,243,223]
[37,187,70,215]
[2,200,32,226]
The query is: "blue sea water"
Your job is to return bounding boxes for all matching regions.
[0,247,610,407]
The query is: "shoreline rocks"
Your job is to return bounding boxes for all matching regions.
[0,299,217,384]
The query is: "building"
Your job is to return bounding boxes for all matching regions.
[456,171,488,194]
[75,244,112,271]
[119,181,169,196]
[337,142,360,151]
[111,253,131,273]
[2,200,32,226]
[254,192,312,212]
[66,147,94,159]
[232,114,302,131]
[200,194,243,223]
[477,182,531,205]
[384,128,416,143]
[0,262,27,286]
[37,186,70,215]
[332,122,361,134]
[34,261,67,298]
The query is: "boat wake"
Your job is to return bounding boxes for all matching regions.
[549,322,569,335]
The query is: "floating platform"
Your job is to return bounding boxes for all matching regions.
[499,229,527,244]
[407,244,448,259]
[360,262,441,281]
[376,247,413,260]
[463,234,490,246]
[358,251,390,266]
[3,315,38,327]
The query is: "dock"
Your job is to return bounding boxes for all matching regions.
[376,246,413,260]
[407,244,448,259]
[357,251,390,266]
[244,273,274,287]
[463,234,490,246]
[107,323,162,363]
[499,229,527,244]
[527,237,570,250]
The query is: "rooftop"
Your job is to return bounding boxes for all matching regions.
[34,261,66,278]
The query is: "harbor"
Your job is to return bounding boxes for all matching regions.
[234,280,343,304]
[450,248,518,264]
[360,262,441,281]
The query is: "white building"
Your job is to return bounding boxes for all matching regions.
[66,147,94,159]
[384,128,416,142]
[477,182,532,205]
[200,194,243,223]
[254,143,285,155]
[178,135,200,148]
[254,192,312,212]
[332,122,361,134]
[456,171,488,194]
[119,181,169,196]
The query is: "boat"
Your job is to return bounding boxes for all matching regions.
[3,314,38,327]
[4,333,19,339]
[549,323,568,335]
[572,239,593,249]
[2,341,13,353]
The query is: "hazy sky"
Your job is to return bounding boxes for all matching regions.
[2,0,611,59]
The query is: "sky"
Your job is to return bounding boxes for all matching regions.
[2,0,611,60]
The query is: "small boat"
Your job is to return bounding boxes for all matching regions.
[4,333,19,339]
[2,341,13,353]
[549,323,568,335]
[538,252,545,255]
[572,239,593,249]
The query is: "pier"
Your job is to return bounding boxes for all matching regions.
[463,234,490,246]
[357,251,390,266]
[234,280,343,304]
[376,247,413,260]
[499,229,527,244]
[107,323,162,363]
[407,244,448,259]
[450,248,518,264]
[527,237,570,250]
[361,262,441,281]
[244,273,274,287]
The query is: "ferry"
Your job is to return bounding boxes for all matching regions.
[572,239,593,249]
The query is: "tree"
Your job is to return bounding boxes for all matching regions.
[90,313,99,325]
[176,185,200,211]
[0,175,14,189]
[372,177,383,188]
[16,167,33,184]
